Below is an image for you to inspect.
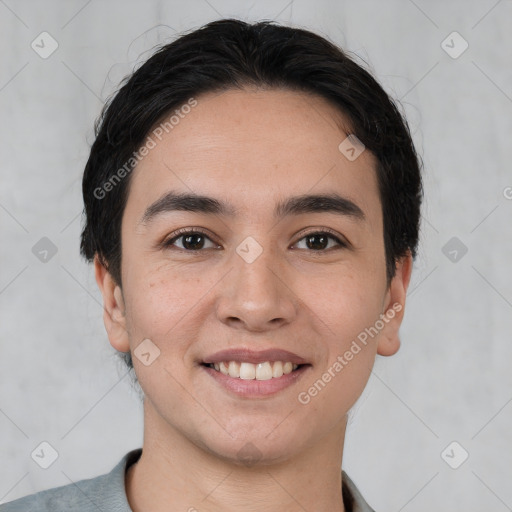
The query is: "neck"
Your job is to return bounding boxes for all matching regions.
[126,398,347,512]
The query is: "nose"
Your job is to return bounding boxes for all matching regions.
[215,241,297,332]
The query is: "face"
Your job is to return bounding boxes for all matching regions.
[96,87,411,465]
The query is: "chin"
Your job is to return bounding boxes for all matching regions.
[199,430,306,468]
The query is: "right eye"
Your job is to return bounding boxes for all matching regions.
[162,228,221,251]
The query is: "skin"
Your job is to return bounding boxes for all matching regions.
[95,87,412,512]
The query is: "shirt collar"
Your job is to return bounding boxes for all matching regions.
[112,448,375,512]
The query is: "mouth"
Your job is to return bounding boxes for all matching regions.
[201,360,305,380]
[200,348,311,396]
[200,361,310,398]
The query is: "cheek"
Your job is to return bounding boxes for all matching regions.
[328,274,386,398]
[121,274,202,393]
[302,269,384,396]
[302,267,385,336]
[122,267,216,366]
[122,271,191,340]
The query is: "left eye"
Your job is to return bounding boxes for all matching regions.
[294,232,345,251]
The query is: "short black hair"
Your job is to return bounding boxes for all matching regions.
[80,19,422,371]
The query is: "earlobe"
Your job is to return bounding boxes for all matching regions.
[94,256,130,353]
[377,253,413,357]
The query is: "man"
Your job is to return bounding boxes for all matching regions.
[1,18,421,512]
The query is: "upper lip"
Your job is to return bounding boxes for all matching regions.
[202,348,308,365]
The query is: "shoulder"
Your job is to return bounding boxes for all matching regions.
[342,470,376,512]
[0,449,142,512]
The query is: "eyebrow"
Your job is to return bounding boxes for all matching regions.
[140,191,365,225]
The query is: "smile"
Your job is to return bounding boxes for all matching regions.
[204,361,300,380]
[201,362,310,397]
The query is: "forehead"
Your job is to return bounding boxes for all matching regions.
[124,87,381,226]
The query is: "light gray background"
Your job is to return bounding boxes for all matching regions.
[1,0,511,510]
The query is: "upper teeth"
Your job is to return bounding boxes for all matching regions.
[210,361,299,380]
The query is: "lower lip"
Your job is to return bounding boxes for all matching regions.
[201,364,310,398]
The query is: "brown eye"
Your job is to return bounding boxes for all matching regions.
[163,229,220,251]
[294,231,346,251]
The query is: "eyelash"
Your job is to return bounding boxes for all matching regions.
[162,227,347,252]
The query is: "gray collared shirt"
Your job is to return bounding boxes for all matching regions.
[0,448,375,511]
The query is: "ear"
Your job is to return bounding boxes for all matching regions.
[94,255,130,353]
[377,252,413,356]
